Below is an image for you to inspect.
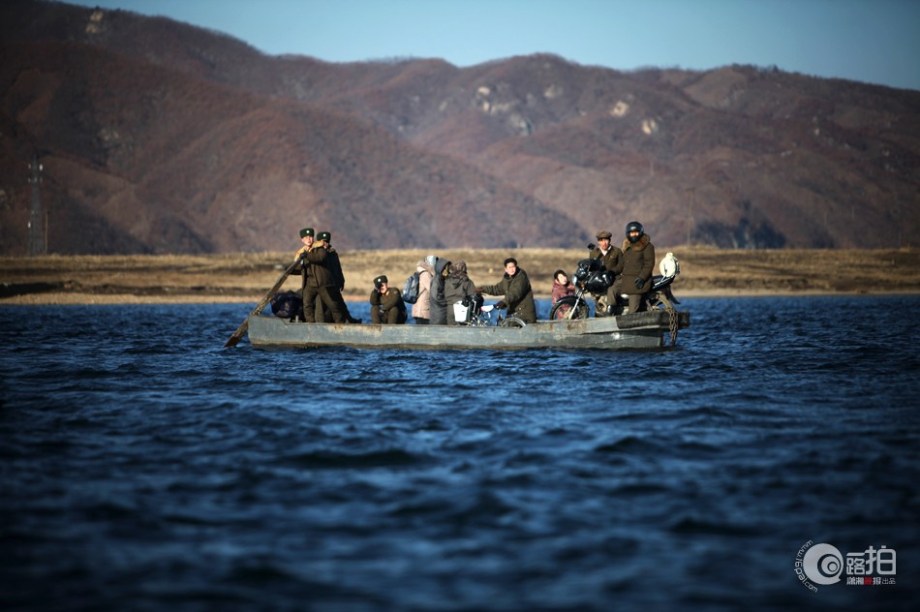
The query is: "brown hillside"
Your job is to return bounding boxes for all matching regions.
[1,0,918,256]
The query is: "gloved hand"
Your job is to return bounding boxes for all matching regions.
[495,301,507,310]
[634,277,645,290]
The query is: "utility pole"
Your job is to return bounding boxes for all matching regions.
[28,154,45,255]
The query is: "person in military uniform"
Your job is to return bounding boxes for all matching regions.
[610,221,656,315]
[478,257,536,323]
[302,231,349,323]
[369,275,407,324]
[322,232,361,324]
[292,227,317,322]
[589,230,624,316]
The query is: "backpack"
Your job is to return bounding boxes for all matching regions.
[270,290,303,321]
[402,271,421,304]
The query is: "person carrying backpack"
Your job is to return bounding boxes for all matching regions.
[411,256,435,324]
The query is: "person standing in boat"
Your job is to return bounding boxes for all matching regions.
[444,260,479,325]
[589,230,624,316]
[321,231,362,323]
[428,257,451,325]
[369,275,407,324]
[302,231,348,323]
[478,257,537,323]
[411,256,435,324]
[292,227,316,321]
[611,221,656,315]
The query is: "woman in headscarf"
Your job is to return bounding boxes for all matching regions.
[443,260,478,325]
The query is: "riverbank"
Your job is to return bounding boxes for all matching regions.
[2,247,918,305]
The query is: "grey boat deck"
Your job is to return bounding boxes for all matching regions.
[247,309,690,350]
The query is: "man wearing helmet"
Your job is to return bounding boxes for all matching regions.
[611,221,656,314]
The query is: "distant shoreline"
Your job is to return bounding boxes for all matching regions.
[2,248,918,305]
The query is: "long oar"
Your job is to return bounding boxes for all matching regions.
[224,260,300,348]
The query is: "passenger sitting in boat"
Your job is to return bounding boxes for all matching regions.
[551,269,576,319]
[477,257,537,324]
[444,260,479,325]
[370,275,407,324]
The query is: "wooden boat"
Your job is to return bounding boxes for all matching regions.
[246,309,690,350]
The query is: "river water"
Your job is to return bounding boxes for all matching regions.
[1,296,917,611]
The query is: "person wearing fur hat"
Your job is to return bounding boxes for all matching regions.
[478,257,536,323]
[588,230,624,316]
[302,230,349,323]
[369,275,407,324]
[294,227,315,261]
[611,221,656,315]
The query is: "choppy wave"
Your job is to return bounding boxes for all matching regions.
[1,296,918,610]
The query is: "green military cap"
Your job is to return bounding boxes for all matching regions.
[317,231,331,242]
[374,275,388,288]
[299,227,315,238]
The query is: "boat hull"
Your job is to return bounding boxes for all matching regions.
[247,310,690,351]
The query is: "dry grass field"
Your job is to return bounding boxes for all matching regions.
[1,247,918,305]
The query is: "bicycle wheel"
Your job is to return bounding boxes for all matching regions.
[499,316,527,328]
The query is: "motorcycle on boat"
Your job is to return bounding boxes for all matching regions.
[549,248,681,320]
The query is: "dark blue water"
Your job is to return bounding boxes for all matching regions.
[1,296,918,611]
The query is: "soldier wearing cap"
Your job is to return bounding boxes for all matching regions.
[302,230,349,323]
[294,227,315,261]
[589,230,624,316]
[369,275,407,324]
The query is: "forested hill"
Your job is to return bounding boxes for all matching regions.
[1,0,918,254]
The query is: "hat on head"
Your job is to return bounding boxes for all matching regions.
[299,227,315,238]
[317,231,331,242]
[596,230,612,240]
[374,275,388,288]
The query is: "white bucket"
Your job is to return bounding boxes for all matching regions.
[453,301,470,323]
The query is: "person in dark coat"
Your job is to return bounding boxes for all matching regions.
[369,275,407,324]
[589,230,624,316]
[479,257,537,323]
[428,257,451,325]
[443,260,479,325]
[303,231,348,323]
[611,221,656,314]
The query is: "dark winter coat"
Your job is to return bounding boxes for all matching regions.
[369,287,407,324]
[444,263,478,325]
[481,268,537,323]
[619,234,656,294]
[304,245,337,288]
[428,258,451,325]
[589,244,624,277]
